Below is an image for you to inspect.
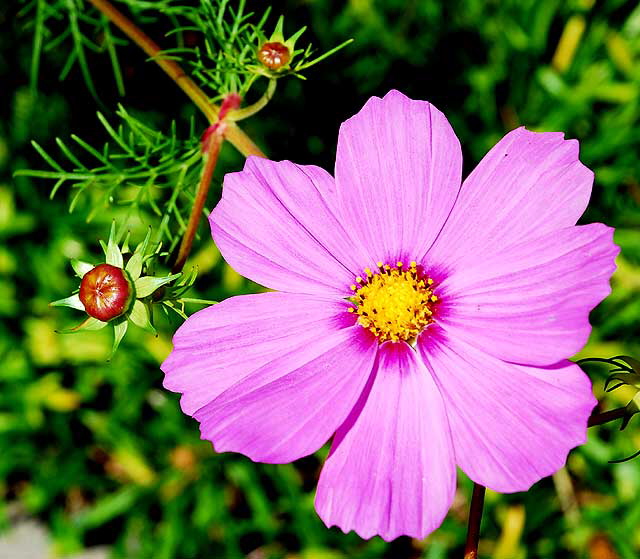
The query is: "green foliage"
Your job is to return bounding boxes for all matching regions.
[19,0,126,97]
[16,106,202,252]
[3,0,640,558]
[16,0,353,256]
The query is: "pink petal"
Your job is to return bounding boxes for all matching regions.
[426,127,594,272]
[335,90,462,265]
[418,334,596,493]
[161,292,355,416]
[210,157,369,296]
[315,342,456,541]
[194,323,377,463]
[438,224,618,365]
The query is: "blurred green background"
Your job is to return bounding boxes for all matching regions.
[2,0,640,557]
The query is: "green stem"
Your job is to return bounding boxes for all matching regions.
[227,79,277,122]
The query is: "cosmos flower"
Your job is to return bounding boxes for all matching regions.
[161,90,618,541]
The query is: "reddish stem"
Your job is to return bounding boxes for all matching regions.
[587,406,627,427]
[172,133,223,273]
[463,483,485,559]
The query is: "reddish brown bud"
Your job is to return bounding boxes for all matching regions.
[257,42,290,70]
[79,264,133,322]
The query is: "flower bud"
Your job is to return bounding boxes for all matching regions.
[79,263,133,322]
[257,42,291,70]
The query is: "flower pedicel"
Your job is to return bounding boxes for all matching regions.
[161,90,618,541]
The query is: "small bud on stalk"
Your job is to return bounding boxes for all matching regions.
[79,263,134,322]
[257,42,291,70]
[248,15,353,81]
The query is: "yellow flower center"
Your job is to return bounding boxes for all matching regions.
[348,261,438,343]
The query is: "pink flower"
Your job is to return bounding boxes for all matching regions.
[161,90,618,541]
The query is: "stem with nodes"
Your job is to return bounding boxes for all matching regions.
[88,0,266,158]
[462,405,629,559]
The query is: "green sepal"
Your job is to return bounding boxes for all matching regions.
[71,259,94,279]
[60,316,108,333]
[105,221,123,268]
[163,266,198,299]
[605,371,640,392]
[284,25,306,53]
[111,318,128,355]
[617,356,640,372]
[180,298,218,305]
[608,392,640,462]
[270,15,285,42]
[50,293,85,311]
[121,231,131,255]
[134,273,181,298]
[125,252,144,282]
[125,228,152,281]
[581,355,640,393]
[620,392,640,431]
[129,299,155,333]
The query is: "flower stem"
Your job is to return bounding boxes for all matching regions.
[464,483,486,559]
[227,79,277,122]
[587,406,627,427]
[88,0,265,158]
[172,133,223,274]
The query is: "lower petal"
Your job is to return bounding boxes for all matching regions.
[161,292,353,416]
[315,342,456,541]
[418,334,596,493]
[194,323,377,463]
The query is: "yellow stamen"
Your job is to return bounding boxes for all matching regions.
[349,262,438,344]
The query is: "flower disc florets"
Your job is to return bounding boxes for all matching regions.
[348,261,437,343]
[79,263,134,322]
